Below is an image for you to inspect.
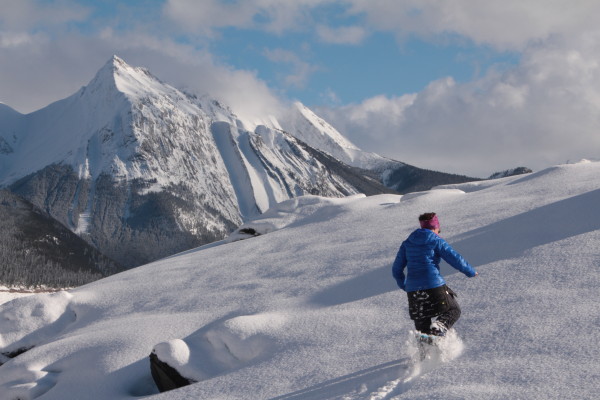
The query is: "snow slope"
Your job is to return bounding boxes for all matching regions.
[0,160,599,399]
[0,289,34,306]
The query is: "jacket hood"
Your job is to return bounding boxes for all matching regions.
[406,228,439,246]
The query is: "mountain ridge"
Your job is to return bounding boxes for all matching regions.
[1,56,404,268]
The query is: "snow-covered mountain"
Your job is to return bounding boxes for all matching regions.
[0,160,598,399]
[279,101,386,169]
[0,56,393,267]
[276,102,478,193]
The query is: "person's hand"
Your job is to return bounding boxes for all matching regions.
[474,272,479,277]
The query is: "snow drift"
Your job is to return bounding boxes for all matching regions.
[0,160,599,399]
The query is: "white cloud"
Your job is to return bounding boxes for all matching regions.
[0,1,301,121]
[0,28,285,123]
[0,0,90,30]
[315,24,367,45]
[318,88,341,105]
[2,0,600,178]
[101,31,287,123]
[0,1,287,120]
[162,0,256,35]
[317,32,600,177]
[163,0,329,35]
[347,0,600,51]
[0,32,45,48]
[263,48,319,89]
[315,93,416,146]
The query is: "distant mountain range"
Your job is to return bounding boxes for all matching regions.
[0,56,476,271]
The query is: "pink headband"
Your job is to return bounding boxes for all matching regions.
[420,214,440,230]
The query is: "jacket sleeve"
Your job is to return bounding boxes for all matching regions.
[437,239,477,277]
[392,242,407,291]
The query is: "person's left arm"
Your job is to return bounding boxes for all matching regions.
[437,239,477,277]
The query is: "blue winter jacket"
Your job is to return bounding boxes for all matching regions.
[392,229,477,292]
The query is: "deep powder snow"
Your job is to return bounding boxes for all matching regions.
[0,160,599,399]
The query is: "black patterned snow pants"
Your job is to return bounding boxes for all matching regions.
[407,284,461,334]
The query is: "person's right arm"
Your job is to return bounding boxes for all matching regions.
[392,243,408,290]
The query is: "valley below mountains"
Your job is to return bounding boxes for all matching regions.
[0,56,475,275]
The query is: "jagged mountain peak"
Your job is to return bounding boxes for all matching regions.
[110,54,127,68]
[85,55,177,103]
[1,56,215,186]
[279,101,390,169]
[84,55,130,96]
[98,54,128,74]
[290,101,359,151]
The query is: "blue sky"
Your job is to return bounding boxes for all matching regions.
[1,0,599,176]
[214,27,519,107]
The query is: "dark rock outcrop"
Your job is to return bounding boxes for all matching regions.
[488,167,533,179]
[149,352,195,393]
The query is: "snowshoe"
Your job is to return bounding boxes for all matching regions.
[416,332,438,345]
[429,321,448,337]
[415,331,444,361]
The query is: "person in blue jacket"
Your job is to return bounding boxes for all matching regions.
[392,212,478,337]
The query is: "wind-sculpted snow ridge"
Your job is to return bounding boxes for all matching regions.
[151,312,287,388]
[0,292,75,399]
[0,160,599,399]
[0,291,74,355]
[227,194,366,242]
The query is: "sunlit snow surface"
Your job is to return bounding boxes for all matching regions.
[1,160,599,400]
[0,289,34,307]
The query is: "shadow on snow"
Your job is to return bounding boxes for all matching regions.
[310,189,600,307]
[269,358,410,400]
